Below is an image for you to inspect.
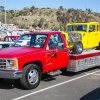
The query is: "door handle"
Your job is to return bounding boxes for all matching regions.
[64,49,67,52]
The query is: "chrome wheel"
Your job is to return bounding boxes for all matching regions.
[77,43,82,53]
[73,42,83,54]
[28,69,39,85]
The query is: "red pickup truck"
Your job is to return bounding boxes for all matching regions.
[0,31,69,89]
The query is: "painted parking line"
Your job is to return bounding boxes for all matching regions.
[85,72,100,76]
[92,74,100,76]
[13,69,100,100]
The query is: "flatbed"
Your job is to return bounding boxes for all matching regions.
[67,50,100,72]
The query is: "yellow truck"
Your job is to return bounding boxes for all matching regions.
[63,22,100,54]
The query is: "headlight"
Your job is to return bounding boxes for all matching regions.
[6,59,18,70]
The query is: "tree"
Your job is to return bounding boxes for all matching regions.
[32,19,38,28]
[44,23,49,28]
[31,5,35,10]
[0,6,4,11]
[30,5,35,15]
[58,6,64,10]
[19,7,30,16]
[0,11,5,23]
[38,18,44,28]
[9,10,15,18]
[86,8,92,13]
[67,8,75,13]
[19,23,27,29]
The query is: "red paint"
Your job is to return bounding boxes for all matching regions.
[70,51,100,60]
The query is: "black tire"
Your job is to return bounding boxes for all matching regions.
[0,78,4,81]
[20,64,41,90]
[96,42,100,50]
[60,68,66,74]
[72,42,83,54]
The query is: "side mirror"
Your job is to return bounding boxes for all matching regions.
[58,43,64,50]
[89,30,92,32]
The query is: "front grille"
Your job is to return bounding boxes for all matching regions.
[0,59,6,69]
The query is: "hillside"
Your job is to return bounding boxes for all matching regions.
[0,7,100,31]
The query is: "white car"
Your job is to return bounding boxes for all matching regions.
[0,42,12,49]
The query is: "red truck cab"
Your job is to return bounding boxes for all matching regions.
[0,31,69,89]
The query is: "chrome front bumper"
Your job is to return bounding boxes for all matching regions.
[0,71,22,79]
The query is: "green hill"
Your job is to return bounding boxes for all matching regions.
[0,6,100,31]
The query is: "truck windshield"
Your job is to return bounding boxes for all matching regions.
[67,24,87,32]
[13,34,48,48]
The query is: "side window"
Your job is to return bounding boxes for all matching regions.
[47,34,64,50]
[48,34,58,50]
[89,25,95,32]
[5,38,8,42]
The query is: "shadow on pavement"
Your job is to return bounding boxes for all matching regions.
[0,79,23,90]
[0,74,56,90]
[0,66,100,90]
[61,66,99,77]
[80,87,100,100]
[41,73,56,81]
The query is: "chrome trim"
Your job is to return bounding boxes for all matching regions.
[67,56,100,72]
[0,58,18,70]
[28,69,39,85]
[0,71,22,79]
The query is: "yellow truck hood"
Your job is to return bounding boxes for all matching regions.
[71,31,86,35]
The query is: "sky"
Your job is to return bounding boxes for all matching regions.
[0,0,100,12]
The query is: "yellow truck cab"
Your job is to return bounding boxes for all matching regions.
[67,22,100,49]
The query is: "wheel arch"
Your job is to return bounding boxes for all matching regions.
[99,42,100,46]
[23,61,43,72]
[96,42,100,50]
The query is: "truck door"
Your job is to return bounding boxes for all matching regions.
[87,25,97,48]
[96,24,100,46]
[45,33,69,71]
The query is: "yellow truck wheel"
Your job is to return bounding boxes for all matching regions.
[72,42,83,54]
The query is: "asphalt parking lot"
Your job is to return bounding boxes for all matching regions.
[0,67,100,100]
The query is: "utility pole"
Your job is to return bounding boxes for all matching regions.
[4,0,6,24]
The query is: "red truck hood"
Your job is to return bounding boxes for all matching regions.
[0,47,42,58]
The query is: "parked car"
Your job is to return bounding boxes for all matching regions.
[0,42,12,49]
[4,36,19,42]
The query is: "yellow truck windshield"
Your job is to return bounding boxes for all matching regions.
[67,24,87,32]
